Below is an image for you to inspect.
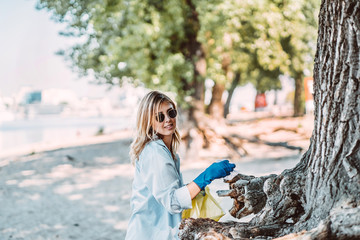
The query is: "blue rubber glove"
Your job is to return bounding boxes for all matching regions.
[193,160,236,190]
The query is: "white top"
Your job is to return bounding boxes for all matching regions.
[125,139,192,240]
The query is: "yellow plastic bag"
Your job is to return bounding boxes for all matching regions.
[182,186,225,221]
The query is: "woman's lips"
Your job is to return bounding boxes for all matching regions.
[164,124,174,130]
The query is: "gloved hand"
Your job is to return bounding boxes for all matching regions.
[193,160,236,190]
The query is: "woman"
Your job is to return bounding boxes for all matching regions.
[125,90,235,240]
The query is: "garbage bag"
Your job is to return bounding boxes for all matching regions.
[182,186,225,221]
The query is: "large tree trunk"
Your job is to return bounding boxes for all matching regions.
[179,0,360,238]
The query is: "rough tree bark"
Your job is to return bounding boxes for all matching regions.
[179,0,360,239]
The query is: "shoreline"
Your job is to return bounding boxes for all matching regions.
[0,129,133,161]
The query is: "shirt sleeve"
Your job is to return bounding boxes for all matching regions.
[139,143,192,214]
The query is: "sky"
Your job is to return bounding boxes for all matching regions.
[0,0,117,98]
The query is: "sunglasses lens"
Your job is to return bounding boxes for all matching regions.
[155,109,177,122]
[168,109,177,118]
[156,113,165,122]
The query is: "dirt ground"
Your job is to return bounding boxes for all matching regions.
[0,114,314,240]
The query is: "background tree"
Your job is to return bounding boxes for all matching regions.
[198,0,319,119]
[198,0,285,120]
[37,0,206,124]
[179,0,360,238]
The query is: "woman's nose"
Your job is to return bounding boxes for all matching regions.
[164,114,171,122]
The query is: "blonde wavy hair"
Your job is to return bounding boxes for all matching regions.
[130,90,181,164]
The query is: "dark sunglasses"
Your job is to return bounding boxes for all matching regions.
[155,109,177,122]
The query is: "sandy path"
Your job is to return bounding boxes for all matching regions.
[0,116,313,240]
[1,139,134,240]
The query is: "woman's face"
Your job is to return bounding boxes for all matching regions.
[153,102,177,138]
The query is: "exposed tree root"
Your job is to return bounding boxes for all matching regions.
[179,167,307,239]
[217,167,306,226]
[217,173,274,219]
[179,170,360,240]
[179,218,237,240]
[179,182,360,239]
[179,200,360,240]
[179,218,292,239]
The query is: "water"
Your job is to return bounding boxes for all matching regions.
[0,115,132,153]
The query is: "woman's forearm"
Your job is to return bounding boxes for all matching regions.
[186,181,201,199]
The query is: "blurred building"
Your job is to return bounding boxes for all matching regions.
[3,84,149,119]
[24,91,42,104]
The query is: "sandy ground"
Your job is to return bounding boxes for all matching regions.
[0,114,314,240]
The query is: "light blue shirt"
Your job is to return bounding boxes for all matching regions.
[125,139,192,240]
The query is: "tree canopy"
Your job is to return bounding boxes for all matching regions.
[37,0,319,115]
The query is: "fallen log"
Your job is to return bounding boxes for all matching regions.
[230,134,303,152]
